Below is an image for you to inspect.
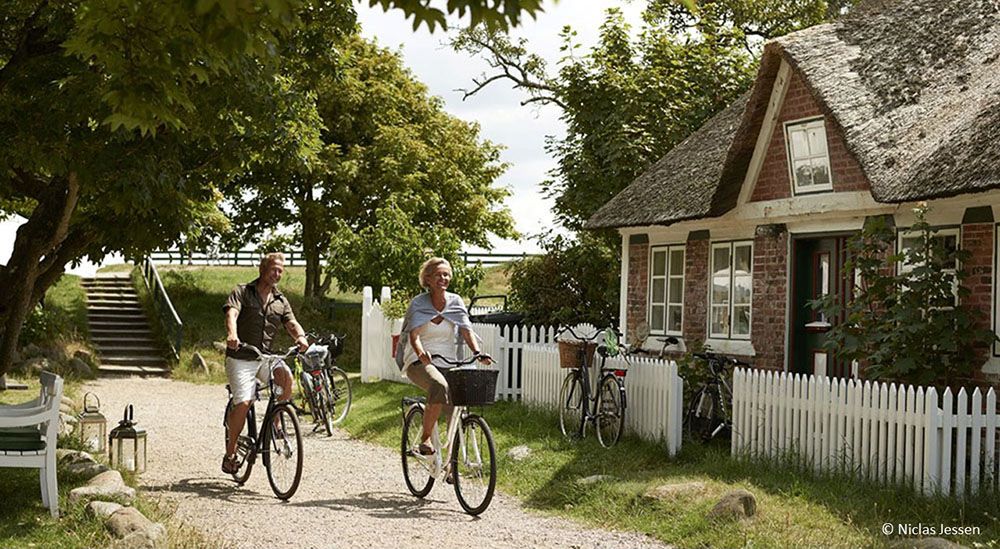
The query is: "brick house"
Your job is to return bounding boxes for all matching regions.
[585,0,1000,379]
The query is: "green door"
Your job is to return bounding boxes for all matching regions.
[791,236,850,377]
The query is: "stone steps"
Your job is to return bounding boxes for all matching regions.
[83,275,172,378]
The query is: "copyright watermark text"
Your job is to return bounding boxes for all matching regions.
[881,523,981,536]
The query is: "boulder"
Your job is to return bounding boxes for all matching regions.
[22,343,43,359]
[65,461,111,479]
[107,507,166,548]
[59,412,79,436]
[707,489,757,521]
[576,474,616,486]
[58,449,98,465]
[507,445,532,462]
[644,481,707,501]
[74,349,96,366]
[68,470,136,503]
[42,345,68,363]
[888,539,968,549]
[68,357,93,377]
[87,501,124,519]
[191,352,209,375]
[115,529,164,549]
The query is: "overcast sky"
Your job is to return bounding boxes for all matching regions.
[0,1,645,274]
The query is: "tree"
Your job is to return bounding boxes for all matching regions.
[0,0,545,381]
[811,207,997,386]
[224,33,515,300]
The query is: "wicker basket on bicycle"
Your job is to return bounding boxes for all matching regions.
[446,368,499,406]
[557,340,597,369]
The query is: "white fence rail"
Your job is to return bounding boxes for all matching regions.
[732,368,1000,497]
[522,344,684,456]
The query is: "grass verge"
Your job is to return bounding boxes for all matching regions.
[339,379,1000,549]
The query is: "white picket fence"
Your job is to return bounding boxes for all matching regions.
[522,344,684,456]
[732,368,1000,497]
[360,287,407,384]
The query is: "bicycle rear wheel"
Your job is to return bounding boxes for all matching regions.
[595,375,625,448]
[325,367,352,425]
[223,399,255,484]
[401,405,434,497]
[558,372,584,439]
[263,403,303,500]
[686,387,721,442]
[453,414,496,516]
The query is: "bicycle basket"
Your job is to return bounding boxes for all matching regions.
[301,345,328,369]
[558,340,596,369]
[445,368,499,406]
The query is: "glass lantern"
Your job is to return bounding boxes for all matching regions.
[78,393,107,453]
[108,404,147,473]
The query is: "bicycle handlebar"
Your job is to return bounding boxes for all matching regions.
[429,353,494,366]
[693,351,750,368]
[556,325,619,343]
[238,343,300,361]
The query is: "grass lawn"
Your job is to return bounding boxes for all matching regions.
[340,379,1000,549]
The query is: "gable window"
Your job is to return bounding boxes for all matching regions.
[649,245,685,335]
[897,228,959,307]
[785,118,832,194]
[710,241,753,339]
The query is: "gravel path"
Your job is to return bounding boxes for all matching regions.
[86,378,672,549]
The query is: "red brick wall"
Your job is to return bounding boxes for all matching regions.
[751,225,788,371]
[750,69,870,202]
[626,242,649,342]
[683,236,709,343]
[961,223,995,368]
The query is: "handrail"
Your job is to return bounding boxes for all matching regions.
[140,258,183,360]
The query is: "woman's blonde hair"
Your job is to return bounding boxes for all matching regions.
[419,257,452,289]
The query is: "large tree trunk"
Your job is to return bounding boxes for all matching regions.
[0,172,84,378]
[299,188,331,301]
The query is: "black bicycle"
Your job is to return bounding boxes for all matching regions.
[556,326,631,448]
[223,344,304,500]
[296,333,353,436]
[685,351,749,442]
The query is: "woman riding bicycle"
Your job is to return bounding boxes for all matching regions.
[395,257,491,456]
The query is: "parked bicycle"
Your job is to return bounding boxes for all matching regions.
[630,321,681,359]
[222,344,304,500]
[295,333,353,436]
[556,325,631,448]
[685,351,749,442]
[400,354,498,516]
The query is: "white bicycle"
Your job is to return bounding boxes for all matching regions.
[400,354,498,516]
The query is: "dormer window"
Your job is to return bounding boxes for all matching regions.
[785,117,832,194]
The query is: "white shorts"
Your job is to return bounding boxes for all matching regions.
[225,357,292,403]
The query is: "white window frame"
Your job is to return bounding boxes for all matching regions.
[648,245,685,336]
[784,117,833,195]
[708,241,753,340]
[896,227,960,307]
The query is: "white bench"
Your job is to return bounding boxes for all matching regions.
[0,371,64,517]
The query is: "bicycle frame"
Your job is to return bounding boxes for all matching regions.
[560,327,629,438]
[228,357,286,462]
[406,402,482,481]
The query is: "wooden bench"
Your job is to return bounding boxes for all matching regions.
[0,371,64,517]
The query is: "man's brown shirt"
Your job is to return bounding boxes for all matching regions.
[223,279,296,360]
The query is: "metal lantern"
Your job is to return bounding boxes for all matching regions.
[78,393,107,453]
[108,404,147,473]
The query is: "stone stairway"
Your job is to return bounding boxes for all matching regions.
[83,273,171,377]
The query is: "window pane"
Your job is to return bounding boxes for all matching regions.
[811,160,830,186]
[713,247,730,276]
[668,306,683,333]
[734,306,751,336]
[711,306,729,336]
[807,125,827,155]
[653,251,666,276]
[793,160,814,187]
[652,278,666,304]
[734,245,752,276]
[789,128,809,159]
[668,277,683,303]
[670,249,684,276]
[651,305,665,332]
[712,246,731,306]
[734,275,752,306]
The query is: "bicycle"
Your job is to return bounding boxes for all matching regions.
[684,351,749,442]
[400,353,498,516]
[556,325,631,448]
[295,333,353,436]
[630,321,680,359]
[222,344,304,500]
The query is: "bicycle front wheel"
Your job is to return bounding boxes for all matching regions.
[595,375,625,448]
[401,405,434,497]
[558,372,584,439]
[223,399,255,484]
[325,367,352,425]
[453,414,497,516]
[263,403,303,500]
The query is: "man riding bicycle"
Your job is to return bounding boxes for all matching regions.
[221,252,309,474]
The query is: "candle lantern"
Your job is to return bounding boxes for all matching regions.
[108,404,147,473]
[77,393,107,452]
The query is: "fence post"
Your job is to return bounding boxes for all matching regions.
[923,387,940,496]
[361,287,373,382]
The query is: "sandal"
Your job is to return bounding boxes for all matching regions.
[221,454,240,475]
[417,443,435,456]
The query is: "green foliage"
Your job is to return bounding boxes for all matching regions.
[381,296,410,320]
[811,206,997,385]
[367,0,544,32]
[326,199,484,297]
[507,234,618,326]
[18,305,60,347]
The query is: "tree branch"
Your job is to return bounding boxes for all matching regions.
[0,1,61,94]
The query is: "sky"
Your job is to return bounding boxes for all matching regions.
[0,1,646,274]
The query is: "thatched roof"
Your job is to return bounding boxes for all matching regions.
[586,0,1000,230]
